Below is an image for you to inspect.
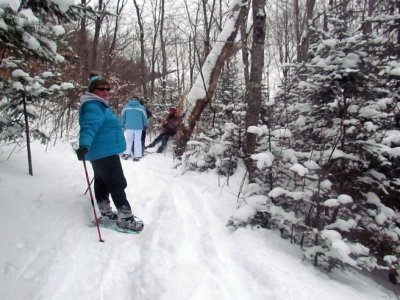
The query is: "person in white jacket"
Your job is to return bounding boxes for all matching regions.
[120,97,148,161]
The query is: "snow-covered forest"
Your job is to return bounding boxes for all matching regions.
[1,0,400,295]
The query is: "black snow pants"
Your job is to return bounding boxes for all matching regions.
[90,155,131,211]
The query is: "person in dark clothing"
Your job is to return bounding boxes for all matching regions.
[146,107,181,153]
[76,72,143,232]
[139,99,153,153]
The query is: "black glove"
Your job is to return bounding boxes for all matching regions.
[76,147,88,161]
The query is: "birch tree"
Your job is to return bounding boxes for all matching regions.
[175,0,249,157]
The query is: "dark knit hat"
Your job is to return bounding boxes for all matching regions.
[88,72,110,92]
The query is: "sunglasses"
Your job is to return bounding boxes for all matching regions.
[95,87,111,91]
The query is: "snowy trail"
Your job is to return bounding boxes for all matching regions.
[0,142,397,300]
[125,154,255,300]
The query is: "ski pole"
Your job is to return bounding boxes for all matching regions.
[84,176,95,195]
[82,160,104,243]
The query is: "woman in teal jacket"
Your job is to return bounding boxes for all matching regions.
[76,73,143,232]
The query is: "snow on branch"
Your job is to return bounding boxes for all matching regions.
[184,1,248,116]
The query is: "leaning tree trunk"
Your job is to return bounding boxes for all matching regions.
[242,0,266,180]
[175,1,249,157]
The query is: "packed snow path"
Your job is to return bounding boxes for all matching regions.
[0,142,397,300]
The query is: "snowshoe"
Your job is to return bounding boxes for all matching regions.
[116,215,144,233]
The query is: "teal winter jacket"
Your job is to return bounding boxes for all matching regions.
[121,99,148,130]
[79,92,126,161]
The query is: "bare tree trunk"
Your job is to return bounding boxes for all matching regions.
[201,0,217,59]
[103,0,127,76]
[175,2,248,157]
[133,0,148,97]
[298,0,316,62]
[79,0,89,80]
[150,0,161,98]
[186,0,202,83]
[202,0,210,58]
[160,0,167,102]
[91,0,105,71]
[240,4,250,88]
[397,0,400,45]
[294,0,300,60]
[276,1,292,79]
[174,34,182,95]
[242,0,266,179]
[219,0,222,28]
[189,33,194,87]
[361,0,375,34]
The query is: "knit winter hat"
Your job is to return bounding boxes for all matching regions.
[88,73,110,92]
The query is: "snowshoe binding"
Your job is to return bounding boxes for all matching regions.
[116,215,144,233]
